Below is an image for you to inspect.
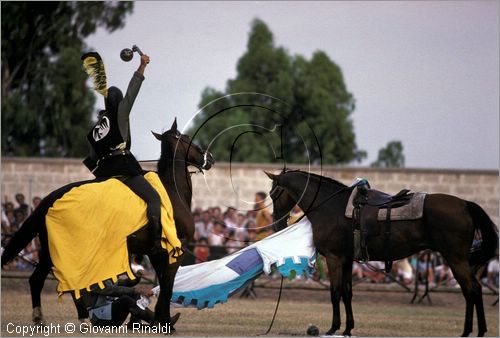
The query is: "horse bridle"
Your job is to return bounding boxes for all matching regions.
[170,131,211,173]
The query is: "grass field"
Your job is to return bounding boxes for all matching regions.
[1,277,498,337]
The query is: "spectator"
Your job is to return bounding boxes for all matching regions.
[245,220,256,242]
[225,227,247,254]
[224,207,238,229]
[194,237,210,263]
[234,213,248,240]
[1,206,10,233]
[3,202,15,227]
[14,193,29,217]
[416,252,435,287]
[352,261,364,281]
[362,261,386,283]
[487,255,499,288]
[17,241,38,270]
[434,255,455,287]
[4,209,15,229]
[11,209,26,232]
[246,228,257,244]
[194,210,213,241]
[245,210,256,222]
[472,230,482,251]
[192,207,202,229]
[208,221,226,247]
[210,206,223,223]
[208,221,227,260]
[32,196,42,211]
[254,192,273,241]
[394,259,414,285]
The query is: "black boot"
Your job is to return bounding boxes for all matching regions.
[128,307,155,328]
[149,216,165,255]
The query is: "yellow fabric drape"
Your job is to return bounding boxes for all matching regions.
[46,172,181,297]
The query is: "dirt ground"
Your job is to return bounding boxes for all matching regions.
[1,276,499,337]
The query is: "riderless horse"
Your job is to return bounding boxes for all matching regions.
[2,119,214,331]
[267,169,497,337]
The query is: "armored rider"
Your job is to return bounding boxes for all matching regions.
[81,51,163,255]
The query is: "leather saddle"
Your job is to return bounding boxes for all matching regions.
[360,188,413,208]
[353,187,414,236]
[348,180,423,273]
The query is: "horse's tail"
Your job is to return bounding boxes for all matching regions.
[1,210,42,266]
[467,201,499,267]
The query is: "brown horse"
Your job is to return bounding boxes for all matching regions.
[1,119,214,330]
[266,169,498,337]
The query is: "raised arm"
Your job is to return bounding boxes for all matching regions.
[116,54,151,144]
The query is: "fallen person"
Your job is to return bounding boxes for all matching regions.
[80,278,155,328]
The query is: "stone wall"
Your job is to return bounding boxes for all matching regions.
[1,157,498,224]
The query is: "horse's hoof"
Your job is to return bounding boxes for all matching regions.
[323,328,339,337]
[171,313,181,326]
[32,306,46,326]
[79,318,90,332]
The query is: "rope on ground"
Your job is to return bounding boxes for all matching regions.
[259,275,284,336]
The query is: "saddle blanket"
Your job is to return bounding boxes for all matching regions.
[345,186,426,221]
[152,217,317,309]
[46,172,182,298]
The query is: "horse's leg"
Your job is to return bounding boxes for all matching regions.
[29,248,51,325]
[148,252,172,329]
[29,266,49,326]
[445,258,478,337]
[71,294,90,322]
[324,254,344,336]
[166,263,180,328]
[474,278,487,337]
[341,260,355,336]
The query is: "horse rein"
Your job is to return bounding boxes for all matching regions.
[139,131,210,175]
[305,184,353,214]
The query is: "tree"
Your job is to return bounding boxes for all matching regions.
[187,19,366,165]
[371,140,405,168]
[1,1,133,157]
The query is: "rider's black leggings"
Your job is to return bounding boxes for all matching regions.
[123,175,161,239]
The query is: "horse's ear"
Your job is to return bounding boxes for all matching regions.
[151,131,162,141]
[264,171,278,181]
[170,118,178,131]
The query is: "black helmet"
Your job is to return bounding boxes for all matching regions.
[105,86,123,115]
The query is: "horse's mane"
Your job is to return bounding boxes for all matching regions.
[157,152,169,176]
[157,130,176,175]
[281,169,347,188]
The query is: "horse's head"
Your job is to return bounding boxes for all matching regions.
[153,118,215,172]
[265,171,296,232]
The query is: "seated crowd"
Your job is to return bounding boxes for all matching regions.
[1,193,41,270]
[2,192,498,290]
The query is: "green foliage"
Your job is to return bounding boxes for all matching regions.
[371,140,405,168]
[187,19,366,165]
[1,1,133,157]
